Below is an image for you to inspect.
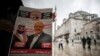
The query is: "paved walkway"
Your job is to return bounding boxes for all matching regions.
[53,40,100,56]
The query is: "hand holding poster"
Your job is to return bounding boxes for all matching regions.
[9,6,52,56]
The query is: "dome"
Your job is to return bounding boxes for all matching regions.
[74,11,89,16]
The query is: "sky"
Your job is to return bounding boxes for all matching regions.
[22,0,100,27]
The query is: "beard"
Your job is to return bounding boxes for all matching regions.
[17,30,24,34]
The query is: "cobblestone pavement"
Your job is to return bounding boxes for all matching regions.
[53,40,100,56]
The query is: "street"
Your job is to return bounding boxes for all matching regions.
[53,40,100,56]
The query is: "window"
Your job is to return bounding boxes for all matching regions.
[74,29,76,32]
[90,31,93,33]
[96,26,99,32]
[96,34,100,40]
[86,32,87,34]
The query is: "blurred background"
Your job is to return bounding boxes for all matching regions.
[0,0,23,56]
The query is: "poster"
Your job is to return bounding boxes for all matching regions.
[9,6,52,56]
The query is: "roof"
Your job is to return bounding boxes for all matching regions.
[91,17,100,22]
[74,11,89,15]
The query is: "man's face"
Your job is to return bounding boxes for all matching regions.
[18,26,25,34]
[34,21,44,35]
[30,10,41,21]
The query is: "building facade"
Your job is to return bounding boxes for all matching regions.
[81,18,100,43]
[55,11,98,42]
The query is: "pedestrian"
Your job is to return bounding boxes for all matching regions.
[66,39,69,45]
[72,39,74,46]
[86,36,92,49]
[90,31,96,46]
[94,39,97,46]
[72,39,73,42]
[81,36,86,49]
[65,37,69,45]
[58,37,63,50]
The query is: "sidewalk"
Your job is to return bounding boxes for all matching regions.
[53,40,100,56]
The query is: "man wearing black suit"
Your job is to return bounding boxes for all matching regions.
[25,21,51,49]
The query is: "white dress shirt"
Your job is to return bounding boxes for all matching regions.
[18,34,23,41]
[29,33,41,49]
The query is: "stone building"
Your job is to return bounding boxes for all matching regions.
[55,11,98,42]
[81,17,100,42]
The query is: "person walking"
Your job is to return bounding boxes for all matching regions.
[66,39,69,45]
[94,39,97,46]
[81,36,86,49]
[72,39,74,46]
[86,36,92,49]
[58,37,63,50]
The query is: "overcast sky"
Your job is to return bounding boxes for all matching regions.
[22,0,100,26]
